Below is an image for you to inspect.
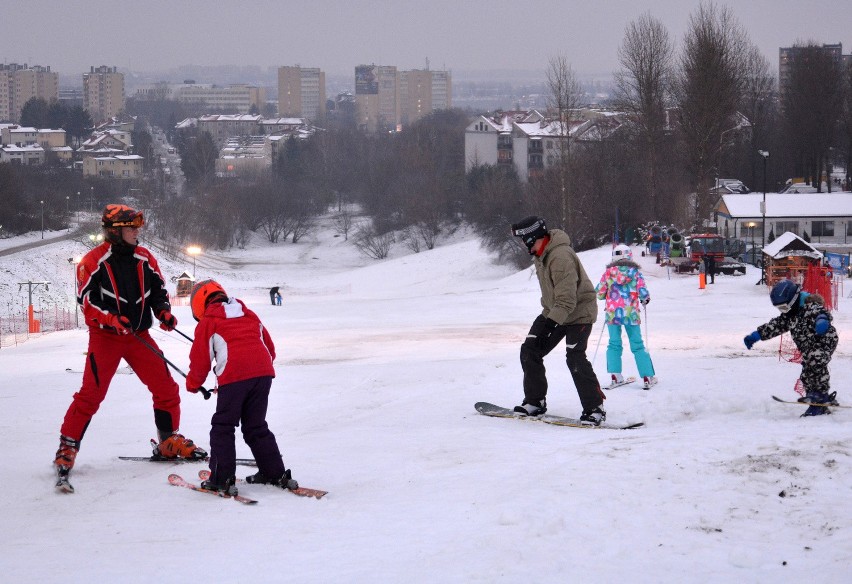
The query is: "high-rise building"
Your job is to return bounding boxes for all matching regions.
[779,43,850,100]
[354,64,400,133]
[278,66,326,121]
[0,63,59,123]
[83,66,125,124]
[173,83,266,114]
[399,68,452,126]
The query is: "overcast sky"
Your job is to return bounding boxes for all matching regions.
[3,0,851,80]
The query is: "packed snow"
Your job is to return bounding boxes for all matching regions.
[1,216,850,583]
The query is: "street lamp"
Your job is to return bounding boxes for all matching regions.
[40,200,44,239]
[758,150,769,285]
[89,233,104,247]
[187,245,202,279]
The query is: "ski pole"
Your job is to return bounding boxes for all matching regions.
[643,305,650,352]
[591,318,606,366]
[132,331,211,400]
[171,327,194,343]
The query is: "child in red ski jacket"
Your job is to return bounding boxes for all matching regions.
[187,280,297,495]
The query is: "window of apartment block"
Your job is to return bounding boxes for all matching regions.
[811,221,834,237]
[774,221,798,235]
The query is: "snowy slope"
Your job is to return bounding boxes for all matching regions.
[1,219,850,583]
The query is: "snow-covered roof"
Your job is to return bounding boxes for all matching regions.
[718,193,852,218]
[761,231,822,259]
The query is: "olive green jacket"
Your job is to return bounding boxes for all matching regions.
[533,229,598,325]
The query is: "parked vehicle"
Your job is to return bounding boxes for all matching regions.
[738,246,763,268]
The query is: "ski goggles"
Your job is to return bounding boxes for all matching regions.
[773,295,798,313]
[111,213,145,228]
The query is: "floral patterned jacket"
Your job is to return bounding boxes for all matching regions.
[595,259,650,325]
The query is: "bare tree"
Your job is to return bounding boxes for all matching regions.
[740,46,776,190]
[614,11,674,221]
[333,210,354,240]
[354,227,395,259]
[674,1,750,225]
[546,53,582,230]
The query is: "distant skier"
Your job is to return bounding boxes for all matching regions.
[595,244,657,389]
[54,204,206,490]
[187,279,298,495]
[743,279,839,416]
[269,286,280,306]
[510,216,606,426]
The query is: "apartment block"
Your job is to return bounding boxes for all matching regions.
[779,43,851,100]
[0,63,59,123]
[83,66,125,124]
[82,154,143,178]
[174,84,266,114]
[399,69,452,126]
[354,64,400,133]
[278,66,326,121]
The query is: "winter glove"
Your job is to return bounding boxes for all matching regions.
[535,318,560,349]
[743,331,760,350]
[186,385,199,394]
[105,314,131,335]
[640,296,650,306]
[157,309,177,331]
[815,314,830,335]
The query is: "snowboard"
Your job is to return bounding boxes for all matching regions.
[474,402,644,430]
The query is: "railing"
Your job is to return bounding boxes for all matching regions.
[0,305,79,348]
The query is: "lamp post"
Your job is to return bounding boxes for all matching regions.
[748,221,756,257]
[758,150,769,285]
[40,200,44,239]
[187,245,202,279]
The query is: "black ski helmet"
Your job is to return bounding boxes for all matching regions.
[770,279,801,313]
[511,216,548,251]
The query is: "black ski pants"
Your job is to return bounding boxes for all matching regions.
[520,315,604,412]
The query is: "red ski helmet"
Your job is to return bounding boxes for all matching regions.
[190,279,227,321]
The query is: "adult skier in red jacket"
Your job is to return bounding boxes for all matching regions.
[54,205,206,488]
[187,280,297,495]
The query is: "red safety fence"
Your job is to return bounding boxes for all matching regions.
[0,305,80,348]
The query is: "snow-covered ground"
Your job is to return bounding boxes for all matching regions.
[1,217,850,583]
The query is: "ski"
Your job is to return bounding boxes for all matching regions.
[55,467,74,494]
[199,469,327,499]
[119,455,259,465]
[771,395,849,408]
[605,376,637,389]
[475,402,644,430]
[168,473,257,504]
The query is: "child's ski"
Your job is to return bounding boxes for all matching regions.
[771,395,849,408]
[168,473,257,504]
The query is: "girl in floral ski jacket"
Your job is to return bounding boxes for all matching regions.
[596,245,657,389]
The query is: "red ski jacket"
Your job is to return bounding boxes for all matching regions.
[76,242,171,333]
[187,298,276,389]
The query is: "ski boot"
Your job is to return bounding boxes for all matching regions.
[54,435,80,493]
[513,398,546,416]
[608,373,625,389]
[800,391,837,417]
[643,376,658,390]
[200,476,238,496]
[246,468,299,490]
[155,432,208,460]
[579,405,607,426]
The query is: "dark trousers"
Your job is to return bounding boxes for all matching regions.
[208,376,285,484]
[520,315,604,412]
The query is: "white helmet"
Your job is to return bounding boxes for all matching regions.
[612,244,633,260]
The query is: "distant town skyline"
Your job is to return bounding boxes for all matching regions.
[3,0,851,81]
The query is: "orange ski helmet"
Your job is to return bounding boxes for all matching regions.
[102,204,144,244]
[190,279,227,321]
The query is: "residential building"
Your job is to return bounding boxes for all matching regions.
[0,63,59,123]
[0,143,45,165]
[779,43,851,100]
[464,109,623,182]
[78,129,133,157]
[399,68,452,126]
[174,83,266,114]
[354,64,400,132]
[0,125,70,163]
[216,135,272,177]
[82,154,143,178]
[277,66,326,121]
[83,66,125,124]
[195,114,263,145]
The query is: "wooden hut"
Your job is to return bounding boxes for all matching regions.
[762,232,823,287]
[175,272,195,297]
